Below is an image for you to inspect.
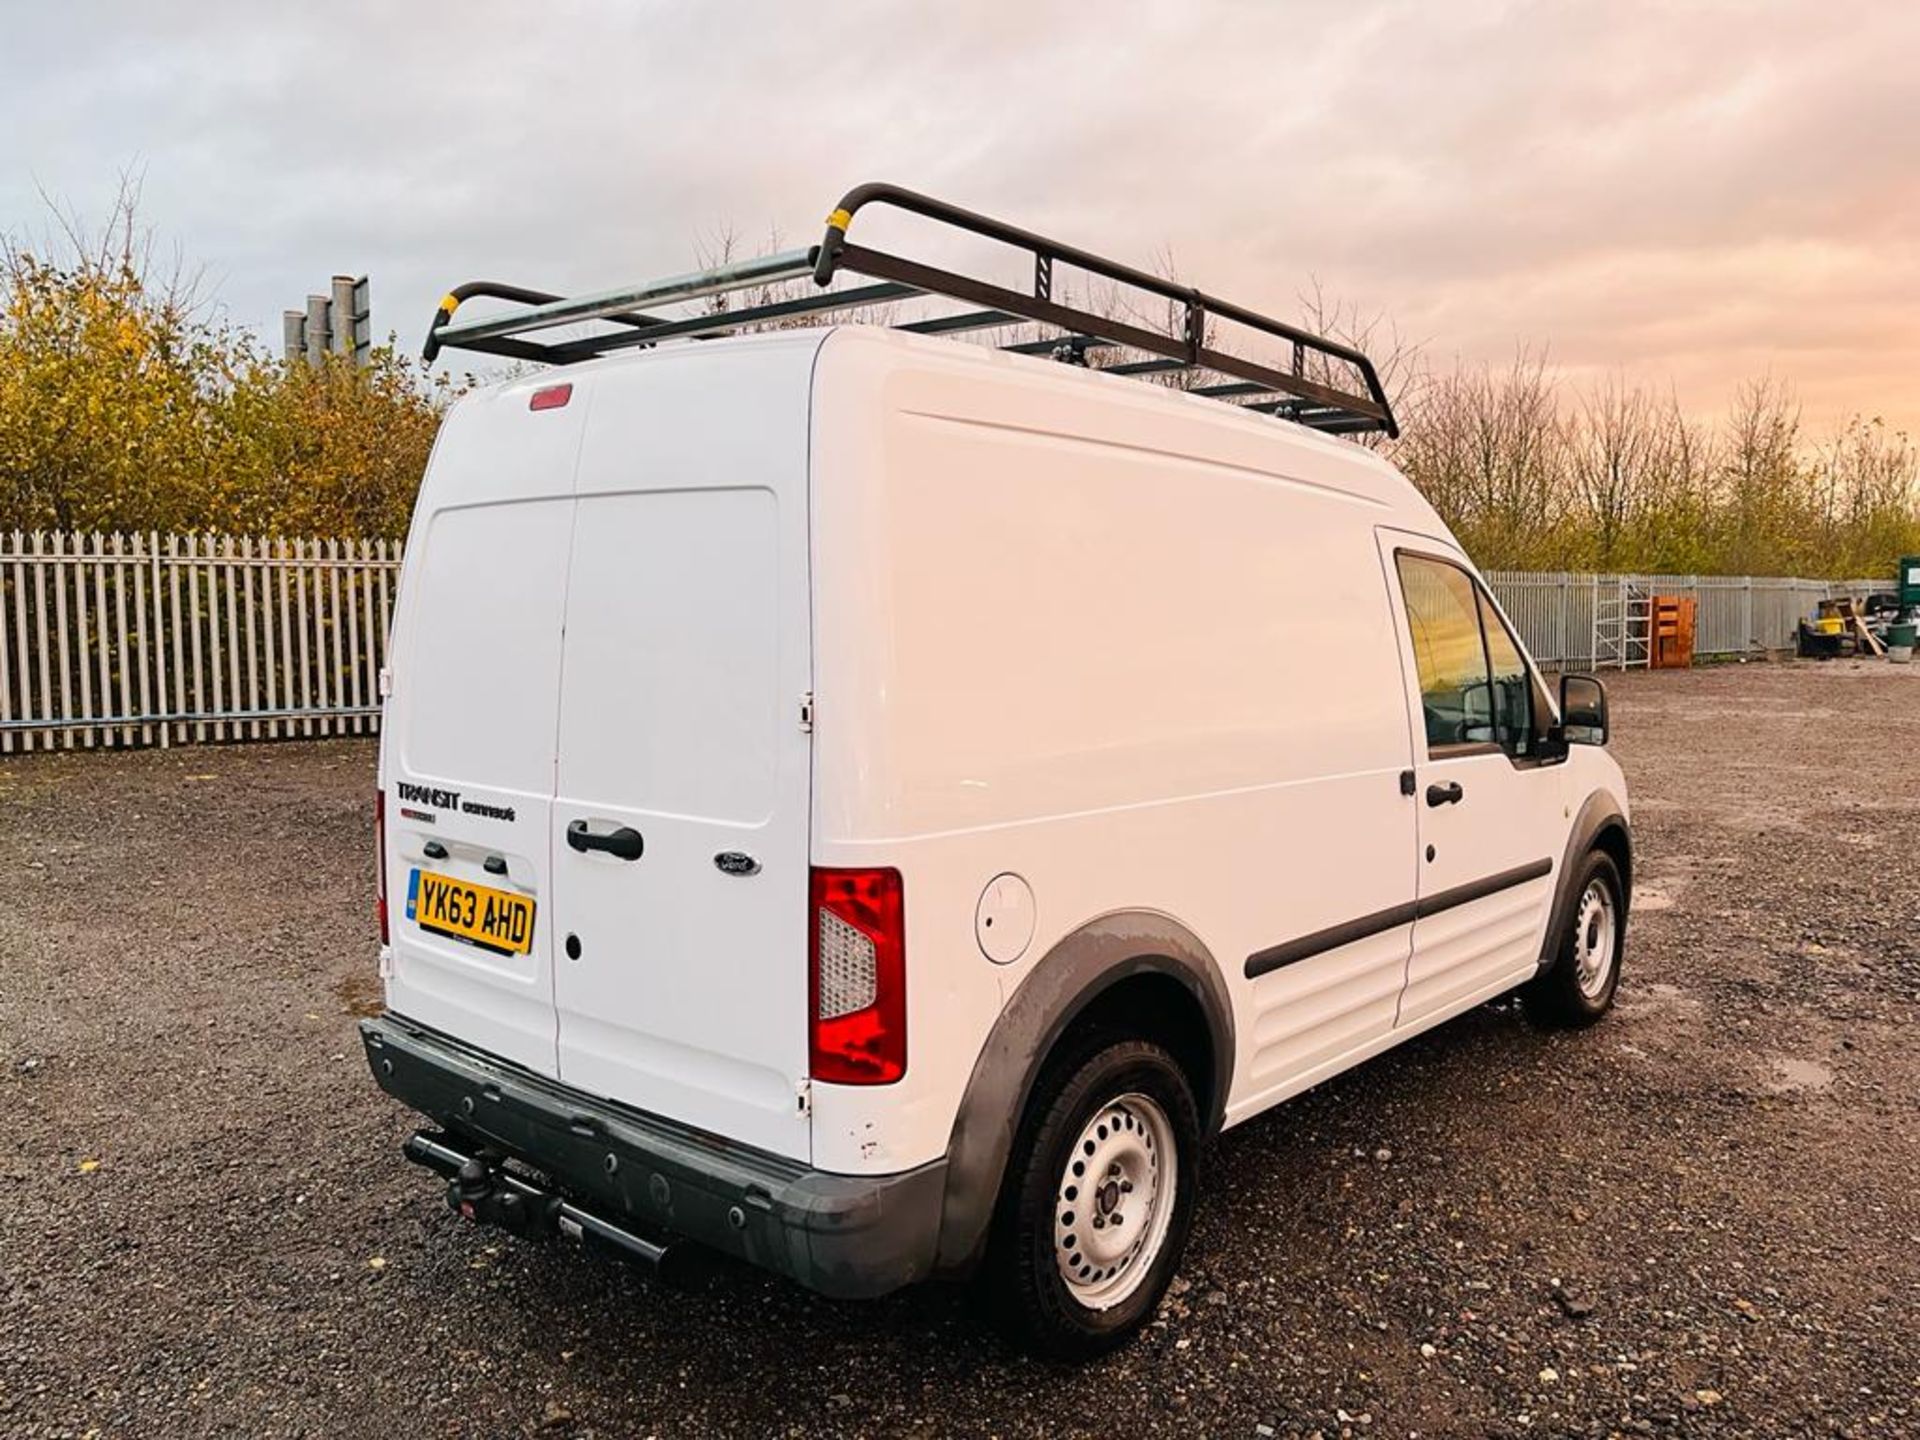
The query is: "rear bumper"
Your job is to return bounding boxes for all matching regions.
[359,1013,946,1299]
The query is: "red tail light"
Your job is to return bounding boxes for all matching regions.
[809,867,905,1085]
[375,790,390,945]
[528,382,572,411]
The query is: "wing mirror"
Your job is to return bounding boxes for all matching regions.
[1556,673,1609,747]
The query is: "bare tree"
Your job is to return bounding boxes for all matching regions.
[1569,377,1658,569]
[1718,376,1803,573]
[1297,278,1424,448]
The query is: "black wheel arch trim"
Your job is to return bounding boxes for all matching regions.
[930,910,1233,1275]
[1539,788,1632,972]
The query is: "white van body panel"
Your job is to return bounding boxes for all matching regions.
[806,329,1447,1171]
[382,323,1626,1200]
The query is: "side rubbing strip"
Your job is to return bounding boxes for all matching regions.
[1416,857,1553,919]
[1245,902,1417,981]
[1244,857,1553,980]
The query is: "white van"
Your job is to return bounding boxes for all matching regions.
[361,186,1630,1356]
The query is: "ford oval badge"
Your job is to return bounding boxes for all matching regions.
[714,851,761,877]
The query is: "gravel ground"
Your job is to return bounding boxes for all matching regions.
[5,660,1920,1439]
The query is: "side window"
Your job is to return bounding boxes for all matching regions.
[1396,555,1493,750]
[1477,589,1534,757]
[1396,552,1538,758]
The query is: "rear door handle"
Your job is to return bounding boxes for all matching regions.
[1425,781,1464,807]
[566,821,645,861]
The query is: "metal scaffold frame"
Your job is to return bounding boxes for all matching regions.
[1591,578,1653,670]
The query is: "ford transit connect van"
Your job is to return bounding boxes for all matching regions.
[361,185,1630,1356]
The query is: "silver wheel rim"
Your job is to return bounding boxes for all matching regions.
[1052,1092,1178,1311]
[1574,878,1617,998]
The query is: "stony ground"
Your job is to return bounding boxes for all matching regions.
[4,660,1919,1439]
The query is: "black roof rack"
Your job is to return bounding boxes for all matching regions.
[422,182,1398,438]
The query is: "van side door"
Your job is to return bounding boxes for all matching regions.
[1376,531,1567,1028]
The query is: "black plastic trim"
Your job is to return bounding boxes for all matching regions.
[933,912,1233,1275]
[1244,856,1554,980]
[1419,857,1554,918]
[1537,792,1632,973]
[360,1013,946,1300]
[1244,902,1419,980]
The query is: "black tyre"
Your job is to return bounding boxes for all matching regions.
[980,1037,1200,1359]
[1523,849,1626,1028]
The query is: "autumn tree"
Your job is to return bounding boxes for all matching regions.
[0,193,221,530]
[0,182,448,537]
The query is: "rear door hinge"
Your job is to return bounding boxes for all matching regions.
[798,692,814,733]
[795,1078,812,1117]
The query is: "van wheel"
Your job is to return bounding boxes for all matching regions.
[981,1038,1199,1359]
[1523,849,1625,1028]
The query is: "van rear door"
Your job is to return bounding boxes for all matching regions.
[382,382,587,1078]
[548,340,819,1161]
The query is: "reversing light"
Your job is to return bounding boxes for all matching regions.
[809,867,906,1085]
[528,383,572,411]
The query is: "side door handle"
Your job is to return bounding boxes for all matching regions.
[566,820,645,861]
[1425,781,1464,807]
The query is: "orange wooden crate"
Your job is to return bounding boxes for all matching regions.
[1650,595,1696,668]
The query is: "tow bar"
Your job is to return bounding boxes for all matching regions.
[401,1131,700,1287]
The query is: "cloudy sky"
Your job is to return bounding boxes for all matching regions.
[4,1,1915,435]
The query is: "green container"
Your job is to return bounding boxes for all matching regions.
[1889,619,1918,662]
[1899,556,1920,610]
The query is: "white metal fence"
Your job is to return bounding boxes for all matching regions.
[0,531,1894,753]
[1485,570,1885,671]
[0,531,399,753]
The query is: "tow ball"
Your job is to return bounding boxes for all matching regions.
[447,1152,554,1237]
[402,1130,699,1285]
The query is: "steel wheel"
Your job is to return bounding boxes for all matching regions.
[1051,1092,1179,1310]
[1573,877,1618,999]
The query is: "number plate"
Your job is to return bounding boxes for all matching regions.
[407,869,536,956]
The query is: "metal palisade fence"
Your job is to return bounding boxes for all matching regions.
[0,531,1894,753]
[0,530,399,753]
[1484,570,1885,671]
